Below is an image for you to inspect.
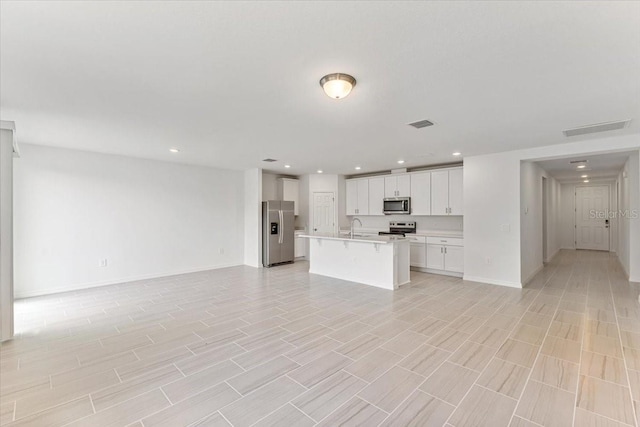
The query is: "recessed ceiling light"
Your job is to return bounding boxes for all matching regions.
[397,160,405,164]
[581,175,588,178]
[452,152,462,156]
[169,148,180,153]
[319,73,356,99]
[284,164,291,168]
[584,180,590,183]
[317,170,323,174]
[355,166,361,170]
[577,165,586,169]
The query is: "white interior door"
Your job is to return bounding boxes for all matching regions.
[576,185,610,251]
[313,192,335,234]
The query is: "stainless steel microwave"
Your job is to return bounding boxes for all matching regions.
[383,197,411,215]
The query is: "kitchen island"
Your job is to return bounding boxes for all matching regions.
[299,234,410,290]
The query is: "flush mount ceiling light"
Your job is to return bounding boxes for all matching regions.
[584,180,590,183]
[577,165,587,169]
[355,166,361,170]
[397,160,405,164]
[317,170,323,174]
[169,148,180,153]
[284,164,291,168]
[319,73,356,99]
[452,152,462,156]
[581,175,588,178]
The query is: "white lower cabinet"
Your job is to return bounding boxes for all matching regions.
[294,232,306,258]
[425,236,463,274]
[408,236,427,268]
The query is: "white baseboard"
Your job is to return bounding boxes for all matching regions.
[463,275,522,288]
[15,262,243,299]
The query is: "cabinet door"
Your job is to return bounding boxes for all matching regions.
[444,245,464,273]
[410,172,431,215]
[426,244,445,270]
[294,236,306,258]
[384,176,397,198]
[410,243,426,268]
[396,175,411,197]
[431,170,449,215]
[357,179,369,215]
[448,168,463,216]
[368,177,385,215]
[346,180,358,215]
[281,179,300,216]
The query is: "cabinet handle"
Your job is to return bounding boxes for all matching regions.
[445,247,447,254]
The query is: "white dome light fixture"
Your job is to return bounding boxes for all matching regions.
[319,73,356,99]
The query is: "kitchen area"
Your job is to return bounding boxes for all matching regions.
[261,165,464,289]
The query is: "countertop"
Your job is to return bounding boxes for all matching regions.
[337,228,463,238]
[299,233,409,244]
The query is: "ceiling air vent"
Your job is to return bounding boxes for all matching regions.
[408,119,434,129]
[262,158,278,162]
[563,120,630,137]
[569,160,588,164]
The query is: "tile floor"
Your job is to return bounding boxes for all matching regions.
[1,249,639,426]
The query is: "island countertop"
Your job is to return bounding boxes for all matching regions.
[299,233,409,244]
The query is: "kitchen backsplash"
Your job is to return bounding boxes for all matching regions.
[349,215,463,231]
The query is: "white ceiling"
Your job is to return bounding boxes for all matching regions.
[536,151,635,183]
[1,1,639,175]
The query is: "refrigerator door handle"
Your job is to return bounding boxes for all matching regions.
[279,210,284,244]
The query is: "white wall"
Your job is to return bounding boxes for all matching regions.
[520,162,562,284]
[14,144,245,298]
[618,152,640,282]
[0,128,15,340]
[243,168,262,268]
[464,134,640,288]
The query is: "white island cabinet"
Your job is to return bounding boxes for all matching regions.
[300,234,410,290]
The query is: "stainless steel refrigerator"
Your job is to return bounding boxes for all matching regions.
[262,200,295,267]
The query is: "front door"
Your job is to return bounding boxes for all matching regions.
[313,192,335,234]
[576,185,610,251]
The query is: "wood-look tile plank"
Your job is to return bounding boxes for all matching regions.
[335,333,386,360]
[576,375,636,425]
[580,351,628,385]
[162,359,243,403]
[226,355,299,395]
[574,408,635,427]
[530,354,578,392]
[477,358,530,399]
[419,361,479,405]
[344,348,403,382]
[253,404,314,427]
[143,382,240,427]
[292,370,367,422]
[316,397,387,427]
[515,380,576,427]
[287,351,352,389]
[449,341,496,372]
[7,397,93,427]
[448,385,517,427]
[495,339,539,368]
[357,366,424,413]
[398,344,451,377]
[219,376,305,427]
[65,390,169,427]
[379,390,455,427]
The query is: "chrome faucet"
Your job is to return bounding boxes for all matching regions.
[350,218,362,238]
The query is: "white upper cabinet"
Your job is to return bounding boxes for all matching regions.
[430,167,463,216]
[346,179,369,215]
[368,177,385,216]
[277,178,300,216]
[384,175,410,198]
[345,167,461,217]
[448,168,463,215]
[410,172,431,215]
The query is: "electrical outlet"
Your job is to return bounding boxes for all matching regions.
[98,259,108,267]
[218,248,224,255]
[486,257,492,265]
